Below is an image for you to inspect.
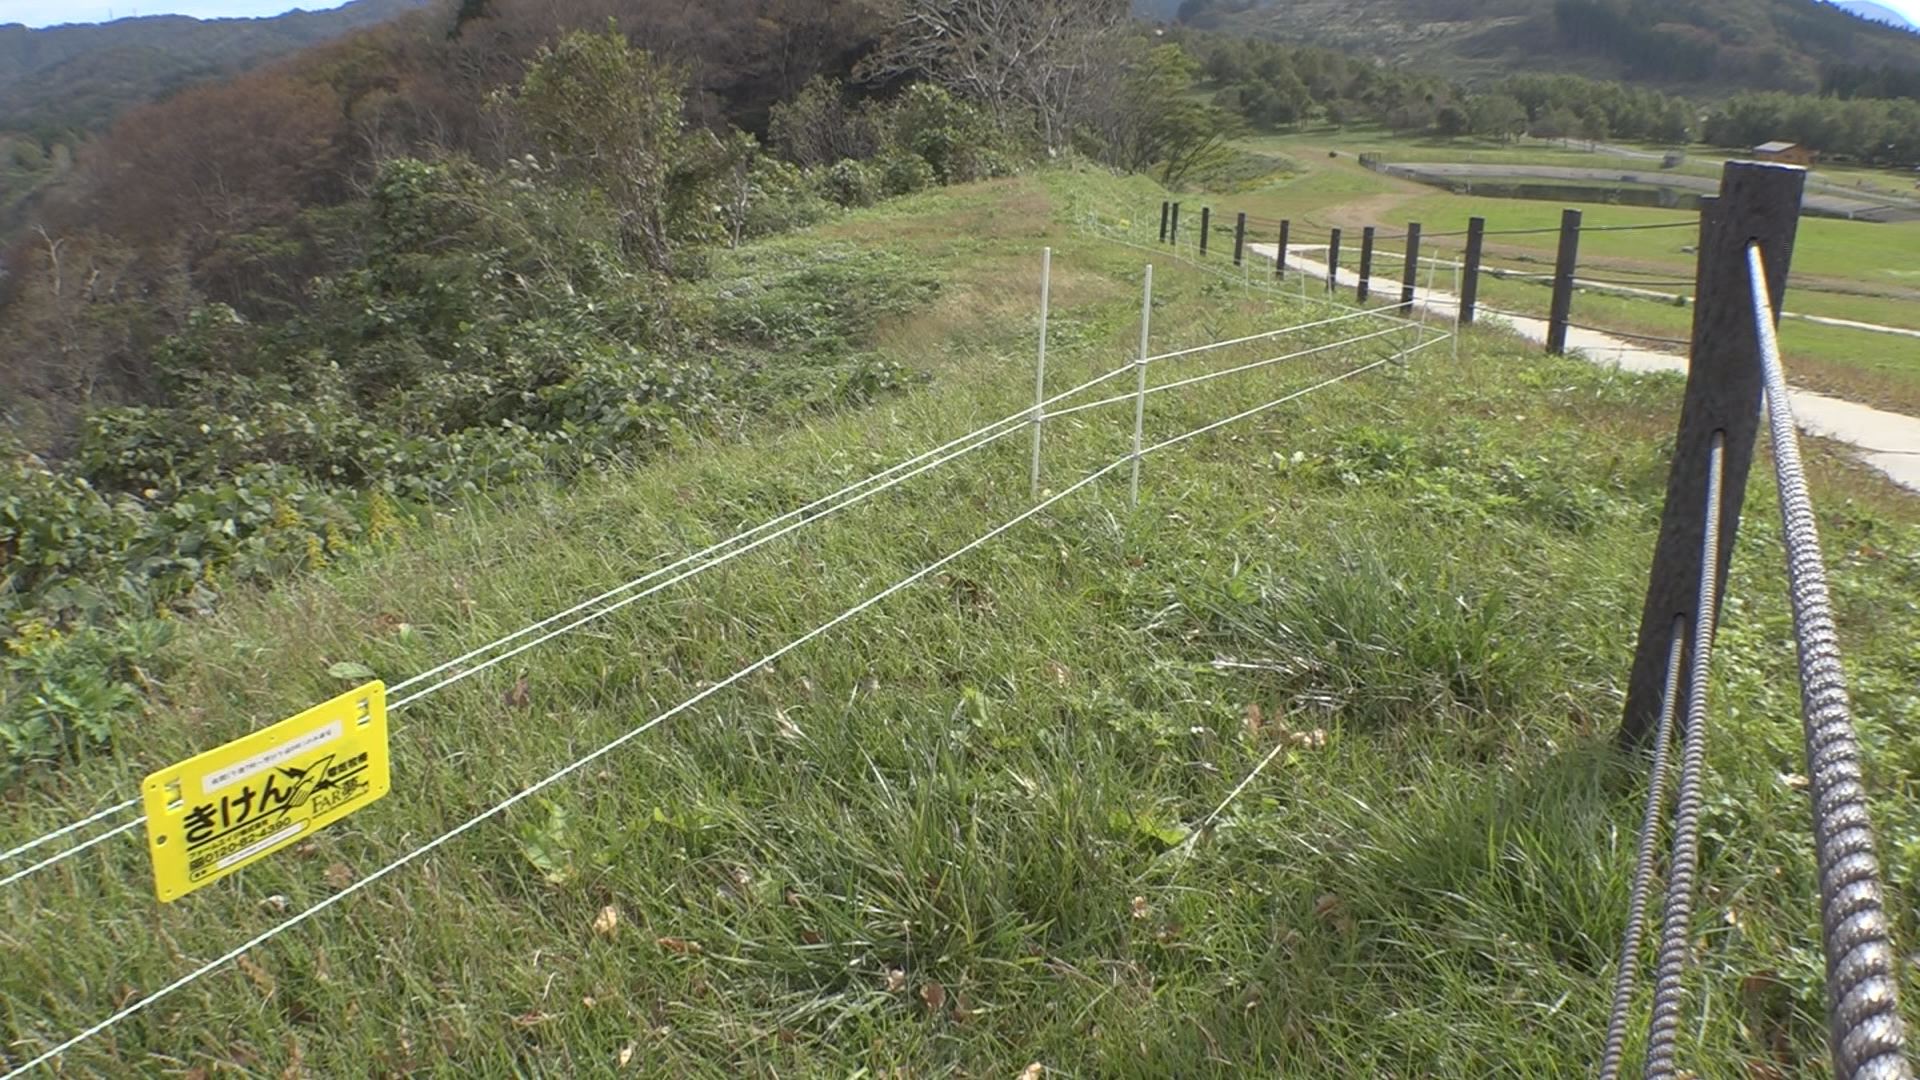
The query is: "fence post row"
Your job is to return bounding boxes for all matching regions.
[1276,220,1290,280]
[1357,226,1376,303]
[1327,228,1343,296]
[1547,208,1583,355]
[1159,201,1170,244]
[1169,202,1180,246]
[1199,207,1211,256]
[1620,162,1806,748]
[1233,212,1247,266]
[1460,217,1486,325]
[1399,223,1422,308]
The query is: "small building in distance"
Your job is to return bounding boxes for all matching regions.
[1752,140,1816,167]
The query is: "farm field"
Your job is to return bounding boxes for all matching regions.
[5,168,1920,1077]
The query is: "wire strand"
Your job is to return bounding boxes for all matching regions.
[0,799,139,867]
[1046,323,1415,422]
[0,819,145,890]
[0,359,1149,882]
[2,314,1444,1079]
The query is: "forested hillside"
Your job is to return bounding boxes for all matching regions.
[0,0,432,140]
[1,0,1214,774]
[0,0,433,247]
[1166,0,1920,94]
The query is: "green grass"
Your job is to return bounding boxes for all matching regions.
[1463,273,1920,414]
[4,168,1920,1077]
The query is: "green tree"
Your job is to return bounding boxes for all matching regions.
[506,26,694,275]
[1467,94,1528,141]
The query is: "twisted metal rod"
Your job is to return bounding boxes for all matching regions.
[1598,617,1686,1080]
[1747,243,1911,1080]
[1643,430,1726,1079]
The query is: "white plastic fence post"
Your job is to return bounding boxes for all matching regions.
[1029,247,1052,499]
[1129,264,1153,508]
[1452,256,1462,363]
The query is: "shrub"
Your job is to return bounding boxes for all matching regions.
[876,151,938,197]
[819,158,880,208]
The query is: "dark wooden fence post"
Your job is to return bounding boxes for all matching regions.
[1199,207,1211,256]
[1327,228,1342,296]
[1399,223,1423,308]
[1459,216,1486,325]
[1233,212,1247,266]
[1357,226,1376,303]
[1275,220,1290,279]
[1159,201,1170,243]
[1169,203,1180,246]
[1619,161,1806,748]
[1547,208,1582,354]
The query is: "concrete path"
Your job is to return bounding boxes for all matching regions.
[1473,268,1920,341]
[1248,241,1920,493]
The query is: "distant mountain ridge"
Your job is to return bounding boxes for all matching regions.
[1835,0,1919,30]
[0,0,432,138]
[1167,0,1920,94]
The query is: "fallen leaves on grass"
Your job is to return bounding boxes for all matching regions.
[323,862,356,890]
[592,905,620,939]
[656,936,703,956]
[886,967,907,993]
[920,981,946,1012]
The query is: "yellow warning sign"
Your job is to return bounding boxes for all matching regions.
[143,681,390,902]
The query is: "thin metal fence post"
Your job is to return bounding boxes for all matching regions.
[1620,162,1806,748]
[1199,207,1211,256]
[1029,247,1052,499]
[1233,212,1246,266]
[1547,207,1583,354]
[1399,222,1423,308]
[1357,226,1376,303]
[1327,228,1342,297]
[1129,265,1153,508]
[1460,216,1486,325]
[1276,220,1290,280]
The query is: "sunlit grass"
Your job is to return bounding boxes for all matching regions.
[3,169,1918,1077]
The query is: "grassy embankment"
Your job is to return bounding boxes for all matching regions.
[4,167,1919,1077]
[1184,135,1920,413]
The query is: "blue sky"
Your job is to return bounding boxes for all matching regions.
[2,1,353,27]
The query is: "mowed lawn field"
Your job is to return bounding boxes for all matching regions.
[1171,131,1920,414]
[4,168,1920,1077]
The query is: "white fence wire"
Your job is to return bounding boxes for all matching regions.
[1,247,1451,1075]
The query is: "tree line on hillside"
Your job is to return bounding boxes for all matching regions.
[0,0,1245,776]
[1187,31,1920,165]
[1170,0,1920,98]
